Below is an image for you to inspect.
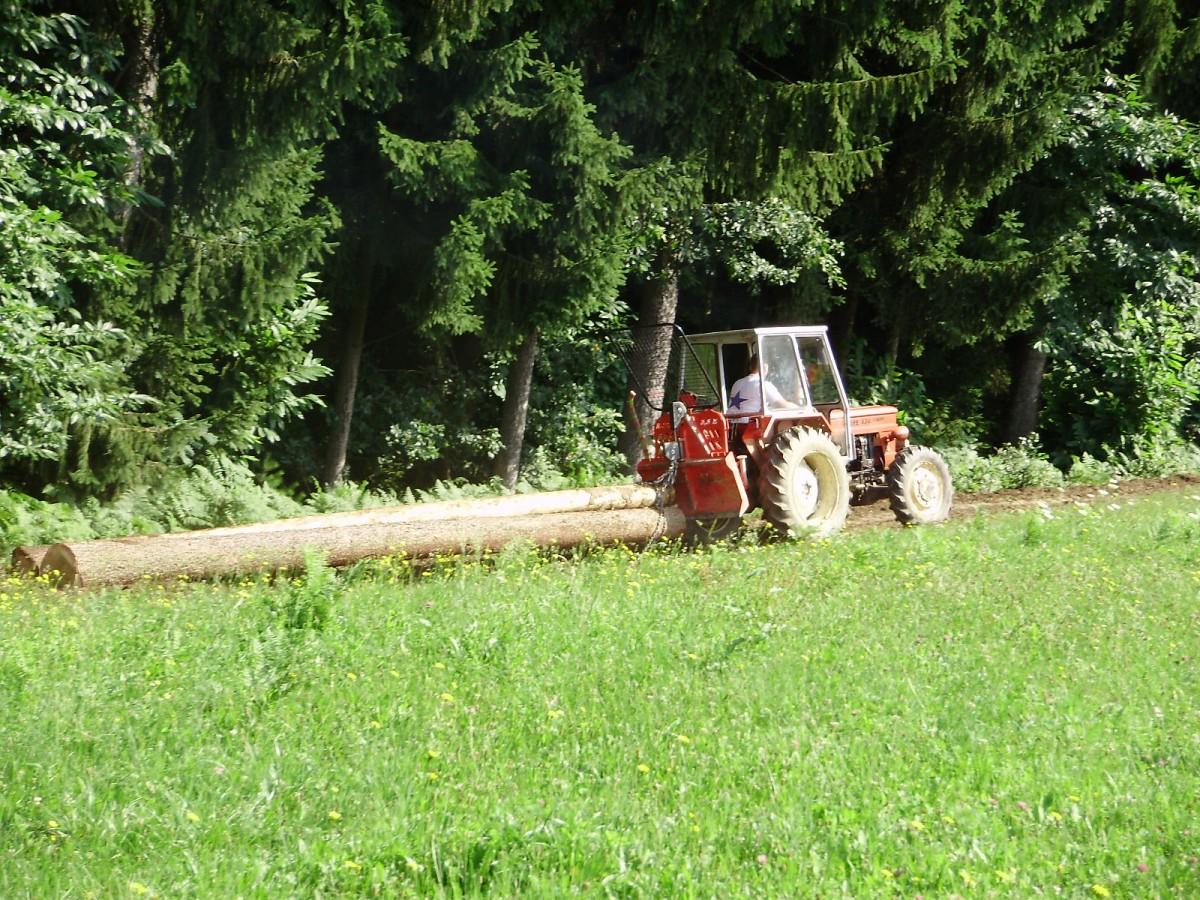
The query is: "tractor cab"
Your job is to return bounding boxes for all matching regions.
[685,326,854,457]
[615,323,952,541]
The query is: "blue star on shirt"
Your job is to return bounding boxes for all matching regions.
[730,390,747,409]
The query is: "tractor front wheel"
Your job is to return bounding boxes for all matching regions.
[887,446,954,524]
[760,426,851,537]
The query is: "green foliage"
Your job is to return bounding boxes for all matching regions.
[67,0,415,492]
[4,1,1199,500]
[1106,433,1200,479]
[3,493,1200,893]
[690,201,845,289]
[0,457,402,557]
[942,440,1067,493]
[1065,452,1122,485]
[0,4,148,467]
[842,342,984,447]
[0,489,97,552]
[261,551,340,633]
[944,434,1200,493]
[374,34,642,343]
[1038,81,1200,457]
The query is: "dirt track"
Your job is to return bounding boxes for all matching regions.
[844,473,1200,531]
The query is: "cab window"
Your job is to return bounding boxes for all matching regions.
[795,336,840,405]
[760,335,804,412]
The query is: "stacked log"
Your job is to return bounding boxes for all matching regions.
[10,545,49,575]
[34,485,681,588]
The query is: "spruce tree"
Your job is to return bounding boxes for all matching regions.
[321,23,646,487]
[826,1,1187,447]
[68,0,408,491]
[539,0,972,460]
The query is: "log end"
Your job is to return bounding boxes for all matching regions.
[10,545,49,576]
[40,544,81,589]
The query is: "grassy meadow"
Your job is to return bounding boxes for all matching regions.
[2,490,1199,897]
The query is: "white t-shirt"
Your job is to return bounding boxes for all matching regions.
[726,373,788,422]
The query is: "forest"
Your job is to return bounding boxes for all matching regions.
[3,0,1199,511]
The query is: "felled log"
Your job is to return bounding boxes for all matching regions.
[22,483,666,579]
[40,484,668,553]
[41,505,685,588]
[10,545,49,575]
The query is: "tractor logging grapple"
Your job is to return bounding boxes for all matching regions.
[617,324,954,541]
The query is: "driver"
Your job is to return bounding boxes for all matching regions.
[726,354,788,424]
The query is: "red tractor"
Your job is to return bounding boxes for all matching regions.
[620,325,953,540]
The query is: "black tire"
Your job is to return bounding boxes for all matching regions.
[887,445,954,524]
[685,515,742,545]
[760,426,851,536]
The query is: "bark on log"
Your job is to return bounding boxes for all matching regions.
[10,545,49,575]
[85,484,668,548]
[42,506,685,588]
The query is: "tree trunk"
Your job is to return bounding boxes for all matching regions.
[829,293,858,362]
[118,7,159,245]
[494,328,539,490]
[619,263,680,467]
[884,315,903,370]
[1005,330,1048,444]
[321,289,371,487]
[42,499,683,588]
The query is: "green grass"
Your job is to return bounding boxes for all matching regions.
[2,492,1200,897]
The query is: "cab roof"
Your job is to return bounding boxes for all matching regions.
[687,325,830,343]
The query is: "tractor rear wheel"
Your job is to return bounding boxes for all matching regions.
[760,426,851,536]
[887,446,954,524]
[685,515,742,545]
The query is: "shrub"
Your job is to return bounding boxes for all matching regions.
[942,439,1065,493]
[1066,453,1121,485]
[1108,435,1200,479]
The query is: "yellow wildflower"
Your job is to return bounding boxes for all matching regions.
[1092,886,1110,898]
[343,860,362,871]
[676,734,691,745]
[328,810,342,821]
[185,811,201,823]
[637,763,651,774]
[439,692,455,703]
